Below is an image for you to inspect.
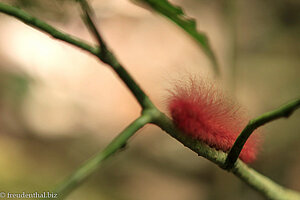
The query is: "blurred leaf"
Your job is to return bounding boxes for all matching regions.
[13,0,74,22]
[0,72,30,105]
[134,0,219,75]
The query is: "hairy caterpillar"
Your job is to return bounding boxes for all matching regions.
[167,77,259,163]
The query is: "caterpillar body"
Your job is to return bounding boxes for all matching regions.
[168,78,259,163]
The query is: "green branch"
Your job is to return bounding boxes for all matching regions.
[233,160,300,200]
[0,2,97,55]
[1,2,300,200]
[0,2,153,110]
[77,0,108,54]
[76,0,154,110]
[153,112,300,200]
[225,98,300,170]
[54,114,153,199]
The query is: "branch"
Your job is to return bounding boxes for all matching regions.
[77,0,108,54]
[0,2,154,110]
[225,98,300,170]
[153,112,300,200]
[0,2,97,55]
[76,0,154,109]
[54,114,153,199]
[1,2,300,200]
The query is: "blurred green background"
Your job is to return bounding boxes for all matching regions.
[0,0,299,199]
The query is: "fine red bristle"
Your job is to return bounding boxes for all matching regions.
[167,77,259,163]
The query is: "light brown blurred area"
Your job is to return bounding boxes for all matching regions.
[0,0,299,199]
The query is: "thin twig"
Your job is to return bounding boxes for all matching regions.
[54,114,153,199]
[0,2,97,55]
[225,98,300,170]
[1,2,300,200]
[153,111,300,200]
[76,0,155,109]
[77,0,108,54]
[0,2,154,110]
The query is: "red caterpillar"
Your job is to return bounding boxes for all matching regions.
[168,77,259,163]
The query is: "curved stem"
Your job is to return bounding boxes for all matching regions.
[153,112,300,200]
[0,2,154,110]
[54,114,153,199]
[225,98,300,170]
[1,2,300,200]
[0,2,97,55]
[77,0,105,50]
[233,161,300,200]
[77,0,155,109]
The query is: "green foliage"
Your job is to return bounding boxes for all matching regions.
[0,1,300,200]
[0,72,30,105]
[135,0,219,74]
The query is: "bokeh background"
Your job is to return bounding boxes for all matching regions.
[0,0,299,199]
